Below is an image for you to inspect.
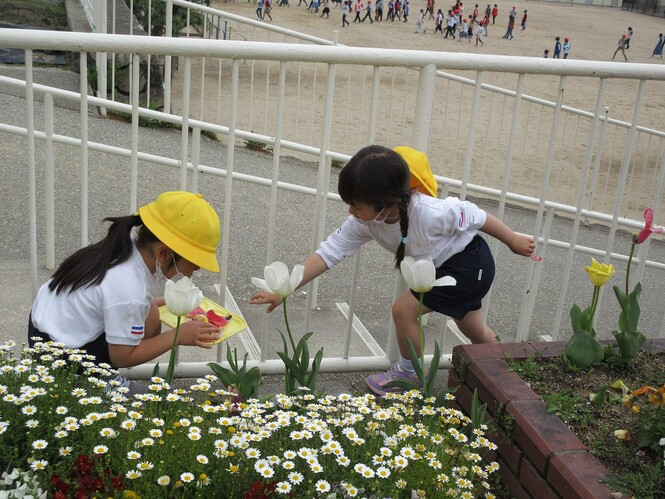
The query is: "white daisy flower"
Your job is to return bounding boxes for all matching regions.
[30,460,48,471]
[196,455,209,465]
[275,481,292,494]
[93,445,108,455]
[137,461,154,471]
[315,480,330,493]
[157,475,170,486]
[180,472,194,483]
[126,470,142,480]
[31,439,48,450]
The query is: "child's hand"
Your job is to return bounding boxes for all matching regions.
[176,320,221,348]
[249,291,283,313]
[509,233,536,257]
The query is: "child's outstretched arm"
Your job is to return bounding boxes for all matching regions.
[249,253,329,312]
[480,213,535,257]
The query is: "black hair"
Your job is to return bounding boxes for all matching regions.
[338,145,412,268]
[48,215,165,294]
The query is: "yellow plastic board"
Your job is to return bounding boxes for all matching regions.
[159,297,248,345]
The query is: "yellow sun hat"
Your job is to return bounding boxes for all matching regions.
[393,146,438,198]
[138,191,221,272]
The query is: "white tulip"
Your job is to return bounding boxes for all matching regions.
[252,262,305,298]
[400,256,457,293]
[164,276,204,317]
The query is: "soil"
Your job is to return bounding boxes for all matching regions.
[511,349,665,498]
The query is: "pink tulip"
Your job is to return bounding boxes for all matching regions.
[635,208,664,244]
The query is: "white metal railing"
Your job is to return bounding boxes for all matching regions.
[97,0,665,223]
[1,27,665,378]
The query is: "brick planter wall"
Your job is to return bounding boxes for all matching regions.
[447,339,665,499]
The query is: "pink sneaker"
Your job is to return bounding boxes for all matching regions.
[365,364,423,396]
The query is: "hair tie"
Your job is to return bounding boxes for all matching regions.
[401,236,409,244]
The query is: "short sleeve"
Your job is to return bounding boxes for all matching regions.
[103,301,151,346]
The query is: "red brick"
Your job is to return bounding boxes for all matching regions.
[466,358,541,416]
[452,342,536,380]
[519,457,559,499]
[452,382,474,415]
[447,366,462,389]
[642,338,665,353]
[496,457,530,499]
[548,453,614,499]
[507,399,588,474]
[526,341,568,358]
[489,428,522,474]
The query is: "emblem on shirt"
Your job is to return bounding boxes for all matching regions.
[130,325,144,336]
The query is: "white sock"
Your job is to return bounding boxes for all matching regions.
[398,356,417,373]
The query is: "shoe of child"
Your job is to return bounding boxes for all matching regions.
[366,363,423,396]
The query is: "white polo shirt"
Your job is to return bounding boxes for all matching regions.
[31,240,156,348]
[316,193,487,268]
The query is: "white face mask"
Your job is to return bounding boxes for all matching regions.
[155,253,184,282]
[354,207,388,226]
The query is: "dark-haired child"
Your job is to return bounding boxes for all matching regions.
[250,146,535,395]
[29,192,223,393]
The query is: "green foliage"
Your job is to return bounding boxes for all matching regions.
[129,0,209,37]
[276,330,323,395]
[244,139,272,153]
[470,388,487,431]
[542,390,591,424]
[635,402,665,450]
[563,329,605,369]
[207,345,262,401]
[612,283,646,363]
[604,460,664,499]
[1,0,68,29]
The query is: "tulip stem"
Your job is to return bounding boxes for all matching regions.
[282,298,297,353]
[589,286,600,324]
[165,315,181,384]
[625,237,636,295]
[418,292,425,371]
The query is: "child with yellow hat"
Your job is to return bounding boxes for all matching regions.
[251,145,535,396]
[29,191,222,393]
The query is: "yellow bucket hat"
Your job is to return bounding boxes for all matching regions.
[394,146,438,198]
[138,191,221,272]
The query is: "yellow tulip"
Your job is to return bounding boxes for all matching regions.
[585,258,615,287]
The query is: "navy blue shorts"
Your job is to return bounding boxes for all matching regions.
[411,235,495,320]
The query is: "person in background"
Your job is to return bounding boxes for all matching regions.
[362,0,374,22]
[625,26,633,49]
[491,3,498,24]
[342,0,351,26]
[563,37,571,59]
[652,33,664,58]
[553,36,562,58]
[543,48,550,58]
[612,34,628,61]
[520,9,527,31]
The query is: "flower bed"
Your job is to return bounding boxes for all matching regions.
[447,339,665,499]
[0,340,501,498]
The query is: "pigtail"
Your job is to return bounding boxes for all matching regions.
[394,194,410,269]
[49,214,143,294]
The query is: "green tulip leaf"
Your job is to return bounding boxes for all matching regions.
[563,330,604,369]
